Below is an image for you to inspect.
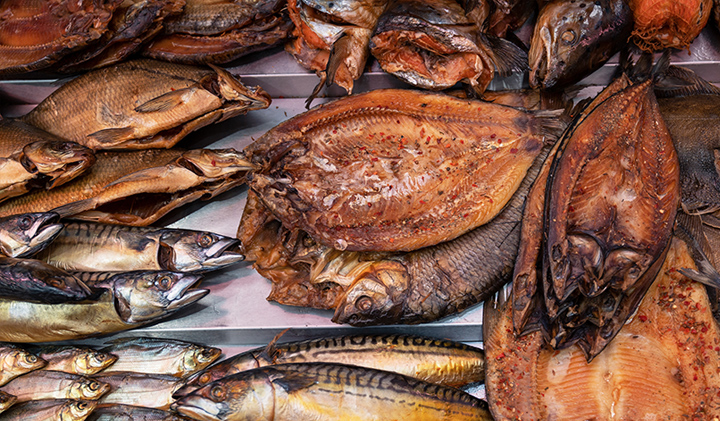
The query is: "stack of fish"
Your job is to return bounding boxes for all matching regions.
[0,337,222,420]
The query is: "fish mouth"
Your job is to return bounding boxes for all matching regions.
[528,25,552,89]
[25,212,63,255]
[196,238,245,272]
[171,396,226,421]
[167,273,208,307]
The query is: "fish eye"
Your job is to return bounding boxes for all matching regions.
[199,373,213,385]
[210,385,226,401]
[88,381,101,391]
[562,30,576,45]
[355,295,373,312]
[48,278,65,288]
[76,402,90,410]
[157,275,173,290]
[198,233,214,248]
[25,354,38,364]
[19,216,33,230]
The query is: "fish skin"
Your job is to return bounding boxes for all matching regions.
[0,391,16,415]
[177,333,484,396]
[0,399,97,421]
[98,337,221,378]
[31,345,118,376]
[23,59,270,150]
[0,257,92,304]
[245,88,562,253]
[38,222,242,273]
[0,370,110,402]
[0,212,62,258]
[0,343,46,387]
[629,0,712,52]
[86,404,188,421]
[93,373,184,410]
[0,271,207,343]
[528,0,633,90]
[172,362,492,421]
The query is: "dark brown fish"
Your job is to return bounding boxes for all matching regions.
[370,0,527,94]
[528,0,633,91]
[244,88,563,253]
[0,257,92,304]
[0,0,121,75]
[23,59,270,150]
[142,0,293,64]
[0,212,62,258]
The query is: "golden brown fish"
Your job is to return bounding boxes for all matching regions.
[485,238,720,420]
[0,391,16,415]
[94,373,184,410]
[0,343,46,386]
[0,0,121,75]
[32,345,118,376]
[245,88,563,253]
[0,148,253,226]
[0,399,97,421]
[23,59,270,150]
[0,370,110,403]
[629,0,712,51]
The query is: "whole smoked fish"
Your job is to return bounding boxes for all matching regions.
[0,399,97,421]
[23,59,270,150]
[245,89,563,252]
[172,362,492,421]
[0,344,46,386]
[32,345,118,376]
[0,370,110,403]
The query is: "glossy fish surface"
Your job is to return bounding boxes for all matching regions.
[0,271,206,343]
[177,333,484,396]
[486,238,720,420]
[0,257,92,304]
[528,0,633,90]
[94,373,184,410]
[32,345,118,376]
[0,370,110,402]
[0,343,46,386]
[629,0,712,51]
[0,212,62,258]
[39,222,242,272]
[172,362,492,421]
[99,337,221,378]
[0,399,97,421]
[245,89,562,253]
[23,59,270,150]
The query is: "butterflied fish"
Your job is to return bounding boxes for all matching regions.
[0,118,96,203]
[0,370,110,402]
[87,404,187,421]
[0,391,15,415]
[177,333,484,396]
[244,88,563,253]
[485,237,720,420]
[172,362,492,421]
[0,399,97,421]
[99,337,221,378]
[0,148,254,226]
[628,0,712,51]
[0,257,92,304]
[39,222,242,272]
[0,212,62,258]
[23,59,270,150]
[370,0,527,94]
[0,0,121,75]
[143,0,293,64]
[0,271,206,343]
[528,0,633,90]
[31,345,117,376]
[0,343,46,387]
[94,373,184,410]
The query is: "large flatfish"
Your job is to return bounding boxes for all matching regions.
[23,59,270,150]
[245,89,563,253]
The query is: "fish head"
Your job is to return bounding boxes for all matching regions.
[300,0,389,27]
[159,230,244,272]
[528,0,632,90]
[110,271,208,323]
[59,400,97,421]
[331,260,409,325]
[178,148,256,179]
[172,373,274,421]
[77,350,118,375]
[20,140,95,188]
[0,391,16,410]
[0,345,45,372]
[0,212,62,258]
[208,64,272,111]
[69,377,111,400]
[183,345,223,376]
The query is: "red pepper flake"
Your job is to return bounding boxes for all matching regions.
[420,200,426,204]
[496,352,505,360]
[638,315,648,322]
[371,157,379,162]
[510,148,518,154]
[472,183,478,187]
[367,203,372,208]
[715,347,720,352]
[211,159,216,166]
[490,134,496,139]
[463,213,469,218]
[333,130,337,134]
[389,238,394,243]
[702,326,708,333]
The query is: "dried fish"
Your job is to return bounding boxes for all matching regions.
[0,148,254,226]
[0,257,92,304]
[0,391,15,415]
[23,59,270,150]
[0,370,110,402]
[0,0,121,75]
[0,212,62,258]
[172,362,492,421]
[177,333,484,396]
[39,222,242,272]
[99,337,221,378]
[87,404,187,421]
[0,271,206,343]
[629,0,712,51]
[94,373,184,410]
[244,88,562,252]
[528,0,633,90]
[32,345,117,376]
[0,344,46,387]
[0,399,97,421]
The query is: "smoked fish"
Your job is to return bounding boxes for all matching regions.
[87,404,187,421]
[0,392,15,415]
[0,370,110,402]
[485,238,720,420]
[0,343,46,386]
[0,257,92,304]
[0,399,97,421]
[94,373,184,410]
[177,333,484,396]
[0,212,62,258]
[172,362,492,421]
[244,88,563,252]
[32,345,118,376]
[23,59,270,150]
[629,0,712,51]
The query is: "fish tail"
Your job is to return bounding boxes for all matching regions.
[481,33,528,77]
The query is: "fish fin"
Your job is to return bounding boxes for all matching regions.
[325,33,347,89]
[259,328,291,363]
[112,288,134,322]
[51,198,96,218]
[655,65,720,98]
[530,109,568,142]
[480,33,528,77]
[305,72,327,109]
[675,213,720,288]
[702,213,720,229]
[271,369,317,393]
[87,127,136,146]
[135,88,196,113]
